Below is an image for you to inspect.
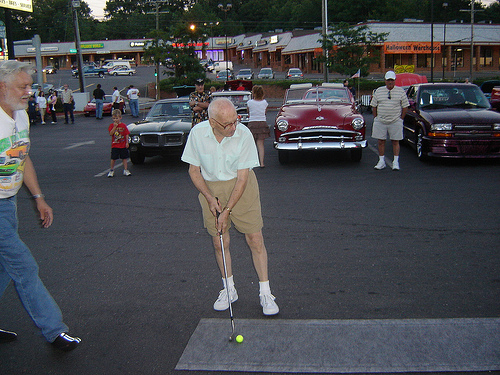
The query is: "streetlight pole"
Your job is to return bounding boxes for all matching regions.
[218,4,232,72]
[71,0,86,93]
[442,2,448,80]
[430,0,434,83]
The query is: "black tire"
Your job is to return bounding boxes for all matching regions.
[278,150,290,164]
[416,128,429,161]
[130,151,145,165]
[350,148,362,162]
[113,72,118,76]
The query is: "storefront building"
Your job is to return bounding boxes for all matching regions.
[13,21,500,77]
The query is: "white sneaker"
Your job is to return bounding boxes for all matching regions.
[213,287,238,311]
[123,169,132,176]
[392,160,400,170]
[107,170,114,177]
[260,293,279,315]
[374,159,386,170]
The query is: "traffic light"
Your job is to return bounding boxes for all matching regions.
[154,69,157,77]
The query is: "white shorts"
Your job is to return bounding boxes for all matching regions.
[372,118,403,141]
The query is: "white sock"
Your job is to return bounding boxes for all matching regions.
[379,155,385,162]
[222,275,234,289]
[259,280,271,295]
[394,156,399,163]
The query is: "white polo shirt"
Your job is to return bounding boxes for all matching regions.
[0,107,30,198]
[181,120,259,182]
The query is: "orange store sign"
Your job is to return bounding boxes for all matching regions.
[384,42,441,54]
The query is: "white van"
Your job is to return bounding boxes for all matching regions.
[102,60,132,70]
[213,61,233,73]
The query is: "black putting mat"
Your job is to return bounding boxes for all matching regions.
[176,318,500,373]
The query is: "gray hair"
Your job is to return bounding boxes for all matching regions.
[0,60,34,83]
[207,97,235,118]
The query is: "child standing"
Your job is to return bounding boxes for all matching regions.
[108,109,132,177]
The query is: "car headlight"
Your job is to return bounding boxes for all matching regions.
[131,135,141,144]
[351,118,364,130]
[431,123,452,131]
[494,123,500,130]
[276,119,289,132]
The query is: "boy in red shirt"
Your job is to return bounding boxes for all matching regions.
[107,109,131,177]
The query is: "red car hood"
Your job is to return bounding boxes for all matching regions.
[279,103,357,129]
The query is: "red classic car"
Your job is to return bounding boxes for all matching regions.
[274,83,366,163]
[404,83,500,159]
[84,95,125,117]
[490,87,500,112]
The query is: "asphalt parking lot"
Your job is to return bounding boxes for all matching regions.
[0,102,499,374]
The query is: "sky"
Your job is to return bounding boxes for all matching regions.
[86,0,497,21]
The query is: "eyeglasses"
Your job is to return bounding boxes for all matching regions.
[211,117,238,130]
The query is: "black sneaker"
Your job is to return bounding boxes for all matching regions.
[0,328,17,343]
[51,333,81,351]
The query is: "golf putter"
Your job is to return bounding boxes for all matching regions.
[216,198,236,342]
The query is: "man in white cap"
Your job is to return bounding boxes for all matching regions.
[370,71,409,170]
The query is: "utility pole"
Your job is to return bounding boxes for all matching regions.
[322,0,328,83]
[218,4,232,73]
[460,1,482,83]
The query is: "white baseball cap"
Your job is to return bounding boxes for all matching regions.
[385,71,396,80]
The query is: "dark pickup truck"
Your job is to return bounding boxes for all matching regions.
[72,65,107,78]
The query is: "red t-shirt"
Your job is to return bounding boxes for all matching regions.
[109,122,130,148]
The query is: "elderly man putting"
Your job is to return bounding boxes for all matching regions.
[181,98,279,316]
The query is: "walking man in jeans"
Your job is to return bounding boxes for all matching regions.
[93,83,105,120]
[0,61,81,351]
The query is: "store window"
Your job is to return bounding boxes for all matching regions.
[385,54,401,69]
[480,48,492,67]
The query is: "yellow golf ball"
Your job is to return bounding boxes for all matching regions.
[235,334,244,343]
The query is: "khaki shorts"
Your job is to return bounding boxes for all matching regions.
[198,169,263,236]
[372,117,404,140]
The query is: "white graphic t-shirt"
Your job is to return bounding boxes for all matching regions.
[0,107,30,198]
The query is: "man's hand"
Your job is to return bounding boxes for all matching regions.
[35,198,53,228]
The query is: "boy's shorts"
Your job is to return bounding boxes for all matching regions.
[372,118,404,140]
[198,169,263,237]
[111,147,130,160]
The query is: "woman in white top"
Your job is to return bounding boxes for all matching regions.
[246,85,270,167]
[36,91,47,124]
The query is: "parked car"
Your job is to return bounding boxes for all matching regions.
[216,70,234,81]
[490,87,500,111]
[31,83,54,96]
[127,98,192,164]
[479,80,500,100]
[211,89,252,125]
[257,68,274,79]
[274,83,366,164]
[286,68,303,79]
[107,66,136,76]
[84,95,125,117]
[236,69,254,80]
[72,65,107,78]
[403,83,500,160]
[42,66,57,74]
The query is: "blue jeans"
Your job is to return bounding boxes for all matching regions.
[129,99,139,117]
[0,196,68,342]
[96,98,104,119]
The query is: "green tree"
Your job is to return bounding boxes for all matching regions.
[321,22,388,77]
